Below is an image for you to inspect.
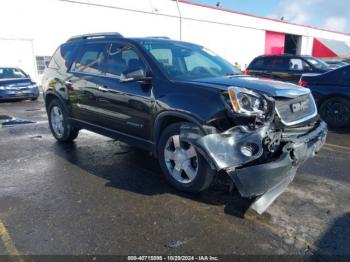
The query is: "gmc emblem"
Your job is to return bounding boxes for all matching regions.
[291,100,309,113]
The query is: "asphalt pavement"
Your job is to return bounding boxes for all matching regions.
[0,98,350,257]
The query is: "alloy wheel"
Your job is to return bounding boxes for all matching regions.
[164,135,198,184]
[50,106,65,138]
[323,100,350,127]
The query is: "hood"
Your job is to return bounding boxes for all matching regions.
[0,78,33,87]
[182,75,310,98]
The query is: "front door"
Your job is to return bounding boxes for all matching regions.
[95,42,154,141]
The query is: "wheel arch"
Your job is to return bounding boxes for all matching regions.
[317,94,350,108]
[44,91,68,112]
[153,111,206,157]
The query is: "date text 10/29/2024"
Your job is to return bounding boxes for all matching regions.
[127,256,219,261]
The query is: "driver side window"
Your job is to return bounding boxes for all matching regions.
[103,43,146,78]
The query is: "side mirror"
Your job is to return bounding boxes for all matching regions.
[120,68,152,83]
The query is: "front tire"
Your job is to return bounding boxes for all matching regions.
[158,122,215,193]
[319,97,350,128]
[48,99,79,142]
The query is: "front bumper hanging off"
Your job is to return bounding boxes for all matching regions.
[180,120,328,214]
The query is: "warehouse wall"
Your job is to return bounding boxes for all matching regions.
[181,20,265,67]
[0,0,181,82]
[0,38,37,81]
[1,0,350,83]
[0,0,180,55]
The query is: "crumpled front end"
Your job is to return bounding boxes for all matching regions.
[180,120,327,214]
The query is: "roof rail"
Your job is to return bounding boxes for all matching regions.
[67,32,123,42]
[146,36,171,39]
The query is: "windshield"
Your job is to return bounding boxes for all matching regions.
[142,42,240,81]
[0,68,28,79]
[305,57,330,70]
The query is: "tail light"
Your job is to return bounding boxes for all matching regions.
[298,79,308,87]
[245,69,251,75]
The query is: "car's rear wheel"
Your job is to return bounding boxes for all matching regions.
[48,99,79,142]
[158,122,215,192]
[320,97,350,128]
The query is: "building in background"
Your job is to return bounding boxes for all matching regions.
[1,0,350,83]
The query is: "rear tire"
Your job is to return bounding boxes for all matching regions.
[319,97,350,128]
[158,122,215,193]
[48,99,79,142]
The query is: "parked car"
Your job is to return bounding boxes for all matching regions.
[299,65,350,128]
[42,33,327,214]
[0,67,39,101]
[324,60,348,70]
[247,54,331,84]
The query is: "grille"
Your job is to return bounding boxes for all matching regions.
[275,94,317,126]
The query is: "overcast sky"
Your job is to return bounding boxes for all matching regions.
[195,0,350,34]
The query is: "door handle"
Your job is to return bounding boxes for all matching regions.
[97,86,109,92]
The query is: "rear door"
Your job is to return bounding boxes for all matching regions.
[331,66,350,98]
[267,57,290,81]
[337,67,350,87]
[307,67,350,104]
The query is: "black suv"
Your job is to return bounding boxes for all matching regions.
[43,33,327,214]
[247,54,331,84]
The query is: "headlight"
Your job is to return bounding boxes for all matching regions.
[0,86,6,90]
[227,86,269,117]
[28,84,38,89]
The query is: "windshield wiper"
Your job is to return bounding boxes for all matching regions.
[225,73,241,77]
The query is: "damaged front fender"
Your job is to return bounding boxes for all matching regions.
[180,120,328,214]
[180,124,269,170]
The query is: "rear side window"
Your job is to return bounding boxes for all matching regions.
[268,57,289,70]
[48,43,77,71]
[71,43,107,75]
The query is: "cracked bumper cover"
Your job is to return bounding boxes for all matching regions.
[180,120,328,214]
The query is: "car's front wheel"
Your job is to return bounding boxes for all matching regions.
[48,99,79,142]
[158,122,215,193]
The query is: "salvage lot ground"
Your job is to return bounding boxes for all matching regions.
[0,98,350,257]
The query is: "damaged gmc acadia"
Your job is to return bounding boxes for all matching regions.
[43,34,328,214]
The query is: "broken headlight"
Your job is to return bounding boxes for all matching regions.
[226,86,270,117]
